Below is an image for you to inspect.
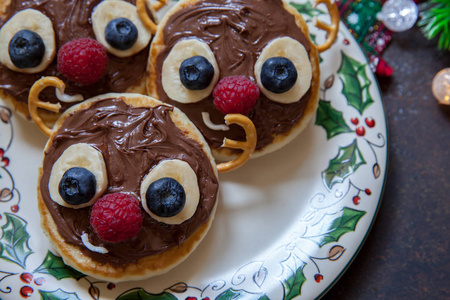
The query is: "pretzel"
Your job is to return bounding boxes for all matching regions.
[28,77,64,137]
[313,0,340,53]
[216,114,257,173]
[136,0,168,34]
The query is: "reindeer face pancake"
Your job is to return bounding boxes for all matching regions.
[0,0,159,122]
[147,0,337,160]
[37,92,219,282]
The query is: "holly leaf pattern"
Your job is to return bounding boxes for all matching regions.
[303,207,366,247]
[315,100,353,139]
[0,213,32,268]
[34,251,85,280]
[116,288,177,300]
[290,2,325,18]
[217,288,268,300]
[337,51,374,114]
[39,288,81,300]
[322,139,366,190]
[283,265,306,300]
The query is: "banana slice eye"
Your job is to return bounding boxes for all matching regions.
[0,9,55,73]
[140,160,200,225]
[255,37,312,104]
[48,144,108,209]
[162,39,219,103]
[92,0,152,57]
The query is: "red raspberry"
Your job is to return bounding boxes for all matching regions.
[90,193,142,243]
[57,38,108,85]
[213,76,260,114]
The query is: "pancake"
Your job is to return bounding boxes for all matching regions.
[34,85,219,282]
[0,0,162,124]
[147,0,338,161]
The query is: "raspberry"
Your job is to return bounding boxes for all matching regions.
[90,193,142,243]
[57,38,108,85]
[213,76,260,114]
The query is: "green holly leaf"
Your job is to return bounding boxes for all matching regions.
[283,265,306,300]
[290,2,325,18]
[337,51,374,114]
[116,288,177,300]
[39,288,81,300]
[217,289,268,300]
[0,213,33,268]
[322,207,366,247]
[315,100,353,139]
[34,251,85,280]
[322,139,366,190]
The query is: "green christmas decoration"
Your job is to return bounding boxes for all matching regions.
[418,0,450,51]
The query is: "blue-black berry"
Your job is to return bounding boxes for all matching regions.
[58,167,97,205]
[8,29,45,69]
[260,57,297,93]
[146,177,186,218]
[105,18,138,50]
[179,56,214,90]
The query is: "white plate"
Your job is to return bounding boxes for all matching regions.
[0,2,387,299]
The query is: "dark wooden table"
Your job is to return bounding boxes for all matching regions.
[321,26,450,299]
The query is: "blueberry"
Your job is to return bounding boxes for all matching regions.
[58,167,97,205]
[260,57,298,94]
[105,18,138,50]
[179,56,214,90]
[146,177,186,218]
[8,29,45,69]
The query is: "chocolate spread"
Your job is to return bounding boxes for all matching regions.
[0,0,151,112]
[155,0,313,151]
[40,98,218,266]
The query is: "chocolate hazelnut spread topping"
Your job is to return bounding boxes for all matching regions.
[40,98,218,266]
[155,0,314,150]
[0,0,150,111]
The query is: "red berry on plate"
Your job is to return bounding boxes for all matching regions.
[11,204,19,212]
[213,76,259,114]
[57,38,108,85]
[20,273,33,284]
[356,126,365,136]
[365,188,372,195]
[314,274,324,283]
[107,283,116,290]
[351,117,359,125]
[90,193,142,243]
[20,286,33,298]
[343,38,350,45]
[352,195,360,205]
[365,117,375,128]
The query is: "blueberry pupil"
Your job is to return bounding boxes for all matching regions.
[8,29,45,69]
[105,18,138,50]
[179,56,214,90]
[260,57,298,94]
[58,167,96,205]
[146,177,186,218]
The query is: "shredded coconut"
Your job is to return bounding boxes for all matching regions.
[81,232,108,254]
[202,112,230,131]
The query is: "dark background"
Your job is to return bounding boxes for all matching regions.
[321,26,450,299]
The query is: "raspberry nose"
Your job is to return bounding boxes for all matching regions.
[90,193,142,243]
[213,76,260,114]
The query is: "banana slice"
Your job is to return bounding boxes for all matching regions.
[48,143,108,209]
[140,159,200,225]
[162,38,219,103]
[0,9,55,73]
[255,37,312,104]
[92,0,153,57]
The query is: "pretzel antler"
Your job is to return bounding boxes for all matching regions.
[136,0,169,34]
[216,114,257,173]
[28,77,64,136]
[313,0,340,53]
